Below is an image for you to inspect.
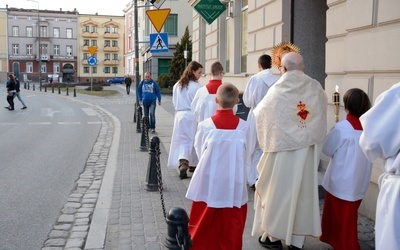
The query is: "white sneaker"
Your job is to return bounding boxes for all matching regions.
[151,129,156,133]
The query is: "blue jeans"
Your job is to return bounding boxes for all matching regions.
[142,101,156,129]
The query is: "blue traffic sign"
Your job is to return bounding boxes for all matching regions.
[87,56,97,66]
[150,33,168,53]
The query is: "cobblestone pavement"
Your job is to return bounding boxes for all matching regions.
[39,85,375,250]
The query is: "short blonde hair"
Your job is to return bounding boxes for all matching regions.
[216,82,239,109]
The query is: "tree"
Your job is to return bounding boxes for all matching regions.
[168,26,192,88]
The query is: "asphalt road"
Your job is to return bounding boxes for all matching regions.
[0,87,101,250]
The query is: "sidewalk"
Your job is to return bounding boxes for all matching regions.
[81,86,374,250]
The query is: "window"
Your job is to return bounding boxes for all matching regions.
[41,64,47,73]
[54,63,60,73]
[83,53,89,60]
[105,53,110,60]
[26,27,33,37]
[164,14,178,36]
[42,44,48,55]
[112,40,118,47]
[13,44,19,55]
[112,53,118,60]
[104,26,110,33]
[83,39,89,46]
[66,28,72,39]
[241,2,248,73]
[112,67,118,74]
[92,67,97,73]
[91,26,97,33]
[104,67,110,73]
[40,26,47,38]
[91,40,97,46]
[54,45,60,55]
[27,62,33,73]
[12,26,19,36]
[66,45,72,56]
[26,44,33,55]
[53,28,60,38]
[111,27,118,33]
[55,18,59,22]
[158,59,171,75]
[104,40,110,47]
[84,67,89,73]
[84,26,90,32]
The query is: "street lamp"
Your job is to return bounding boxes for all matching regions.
[27,0,41,88]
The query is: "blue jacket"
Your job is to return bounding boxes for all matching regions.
[137,79,161,103]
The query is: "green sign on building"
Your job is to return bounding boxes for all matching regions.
[194,0,227,25]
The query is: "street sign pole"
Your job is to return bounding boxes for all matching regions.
[135,0,140,106]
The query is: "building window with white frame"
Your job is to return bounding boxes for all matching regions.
[112,67,118,74]
[54,45,60,55]
[241,0,248,73]
[112,53,118,60]
[91,40,97,46]
[66,28,72,39]
[26,26,33,37]
[40,26,47,38]
[112,40,118,47]
[105,53,110,60]
[53,27,60,38]
[66,45,72,56]
[104,67,110,73]
[104,26,110,33]
[54,63,60,73]
[12,44,19,55]
[111,27,118,33]
[104,40,110,47]
[91,26,97,33]
[83,53,89,60]
[41,64,47,73]
[83,39,89,46]
[92,67,97,73]
[84,26,89,32]
[164,14,177,36]
[12,26,19,36]
[27,44,33,55]
[27,62,33,73]
[84,67,89,73]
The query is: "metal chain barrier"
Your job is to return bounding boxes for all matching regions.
[155,142,167,220]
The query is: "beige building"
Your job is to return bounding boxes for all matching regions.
[189,0,400,221]
[77,14,125,83]
[0,9,7,82]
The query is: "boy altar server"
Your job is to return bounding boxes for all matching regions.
[186,83,249,250]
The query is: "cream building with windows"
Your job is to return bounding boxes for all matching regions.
[0,9,7,82]
[189,0,400,221]
[77,14,125,83]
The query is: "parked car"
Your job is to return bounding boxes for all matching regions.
[107,77,125,84]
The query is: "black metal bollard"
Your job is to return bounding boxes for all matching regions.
[39,82,42,91]
[33,84,35,91]
[58,85,61,94]
[133,103,137,123]
[66,87,69,96]
[73,87,76,97]
[24,82,26,89]
[28,83,30,90]
[165,207,192,249]
[139,116,149,151]
[45,85,47,92]
[52,85,54,93]
[145,136,160,191]
[136,105,143,133]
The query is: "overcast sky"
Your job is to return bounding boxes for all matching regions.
[0,0,129,16]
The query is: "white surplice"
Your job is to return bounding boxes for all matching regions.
[359,82,400,250]
[167,80,202,168]
[322,120,373,201]
[191,87,218,123]
[186,118,249,208]
[243,69,278,186]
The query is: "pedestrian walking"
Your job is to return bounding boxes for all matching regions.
[186,83,249,250]
[167,61,203,179]
[5,74,17,111]
[243,54,278,189]
[137,72,161,133]
[320,88,372,250]
[359,82,400,250]
[252,52,327,249]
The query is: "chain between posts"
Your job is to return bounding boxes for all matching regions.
[155,143,167,220]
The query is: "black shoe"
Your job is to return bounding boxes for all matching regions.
[4,106,10,109]
[258,236,283,250]
[21,106,27,109]
[251,184,256,190]
[8,108,14,111]
[189,167,196,173]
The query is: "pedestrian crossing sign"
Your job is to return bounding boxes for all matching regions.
[150,33,168,53]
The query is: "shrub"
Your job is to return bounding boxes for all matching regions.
[157,74,172,89]
[85,86,103,91]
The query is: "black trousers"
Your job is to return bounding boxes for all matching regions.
[7,93,15,109]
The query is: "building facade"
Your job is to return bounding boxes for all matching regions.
[77,14,125,84]
[189,0,400,220]
[124,0,193,82]
[6,7,79,84]
[0,9,7,83]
